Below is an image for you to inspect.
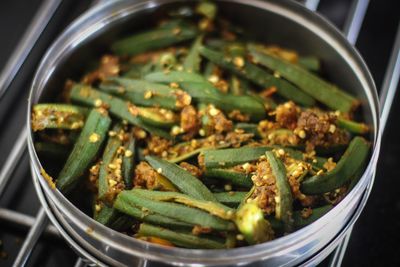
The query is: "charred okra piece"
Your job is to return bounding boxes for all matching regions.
[114,191,234,231]
[301,136,370,194]
[100,78,191,111]
[70,84,172,139]
[56,109,111,193]
[199,46,316,107]
[265,151,294,233]
[32,104,88,131]
[248,44,360,113]
[145,156,217,201]
[235,202,274,244]
[111,22,198,56]
[137,224,226,249]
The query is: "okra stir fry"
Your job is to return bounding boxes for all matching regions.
[32,1,371,249]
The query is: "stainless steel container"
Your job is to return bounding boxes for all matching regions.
[27,0,381,266]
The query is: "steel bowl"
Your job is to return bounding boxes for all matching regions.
[27,0,381,266]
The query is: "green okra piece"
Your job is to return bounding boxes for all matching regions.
[183,35,203,72]
[301,136,370,194]
[234,123,261,138]
[113,196,191,229]
[248,44,359,112]
[167,139,230,163]
[180,82,266,121]
[111,22,198,56]
[138,224,226,249]
[122,135,135,189]
[202,146,272,169]
[199,46,316,107]
[115,191,234,231]
[32,104,88,131]
[298,56,320,72]
[145,71,266,120]
[293,205,333,229]
[70,84,172,140]
[145,70,208,84]
[56,109,111,193]
[145,156,217,201]
[153,52,177,72]
[337,117,369,134]
[98,124,124,203]
[130,189,234,220]
[100,78,185,111]
[265,151,294,233]
[94,203,134,231]
[34,142,70,159]
[204,168,253,189]
[213,192,247,208]
[235,202,274,244]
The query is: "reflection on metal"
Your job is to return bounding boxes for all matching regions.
[12,208,49,267]
[0,0,62,100]
[379,23,400,132]
[0,129,27,197]
[343,0,370,45]
[304,0,320,11]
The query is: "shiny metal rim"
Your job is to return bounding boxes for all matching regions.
[26,0,381,265]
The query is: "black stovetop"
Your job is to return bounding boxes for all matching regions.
[0,0,399,266]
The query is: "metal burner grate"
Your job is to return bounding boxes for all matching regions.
[0,0,398,266]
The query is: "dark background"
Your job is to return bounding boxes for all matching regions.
[0,0,399,266]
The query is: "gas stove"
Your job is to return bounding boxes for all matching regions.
[0,0,399,266]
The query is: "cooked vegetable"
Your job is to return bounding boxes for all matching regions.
[248,44,359,112]
[112,22,198,55]
[70,84,172,139]
[301,137,370,194]
[32,104,87,131]
[137,223,226,249]
[35,1,371,250]
[199,46,316,107]
[56,109,111,193]
[115,190,234,231]
[146,156,217,201]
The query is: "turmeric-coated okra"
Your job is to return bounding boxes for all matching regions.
[56,109,111,193]
[199,46,316,107]
[34,0,373,250]
[70,84,172,139]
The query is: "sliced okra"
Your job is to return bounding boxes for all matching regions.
[301,136,370,194]
[70,84,172,140]
[199,46,316,107]
[145,155,217,201]
[265,151,294,233]
[112,22,198,56]
[56,109,111,193]
[32,104,88,131]
[248,44,359,113]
